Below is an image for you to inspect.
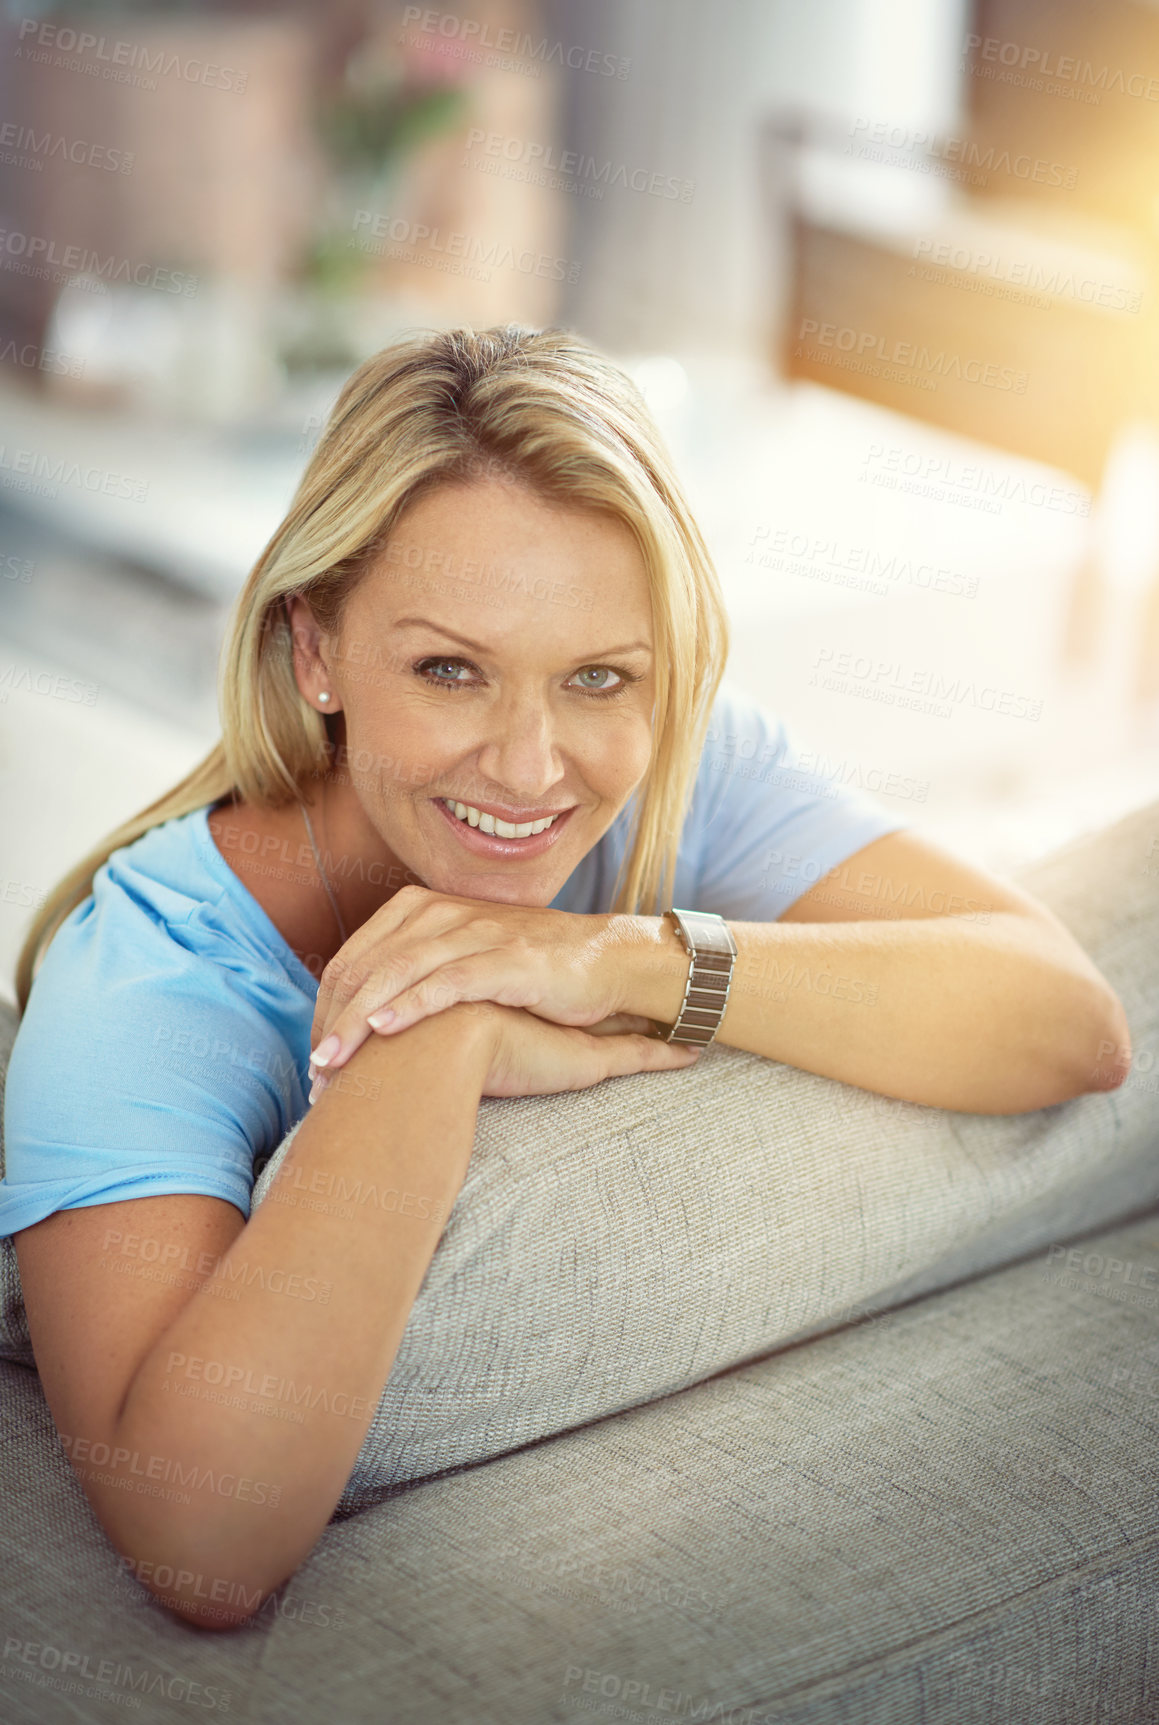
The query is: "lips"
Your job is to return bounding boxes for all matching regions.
[432,795,574,858]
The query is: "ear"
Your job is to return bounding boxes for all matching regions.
[286,594,342,713]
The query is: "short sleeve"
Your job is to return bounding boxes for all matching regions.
[684,686,912,920]
[0,878,310,1242]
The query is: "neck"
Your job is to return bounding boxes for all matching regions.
[299,769,416,942]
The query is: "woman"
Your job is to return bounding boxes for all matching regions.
[0,325,1129,1630]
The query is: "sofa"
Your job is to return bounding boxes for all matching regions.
[2,794,1158,1725]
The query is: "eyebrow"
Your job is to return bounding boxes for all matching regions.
[392,617,654,656]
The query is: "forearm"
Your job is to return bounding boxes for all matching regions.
[108,1004,493,1624]
[609,911,1127,1114]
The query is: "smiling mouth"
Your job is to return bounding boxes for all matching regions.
[439,797,569,839]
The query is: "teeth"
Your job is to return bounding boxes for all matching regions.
[443,799,562,838]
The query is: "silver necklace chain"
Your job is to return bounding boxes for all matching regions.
[300,797,348,945]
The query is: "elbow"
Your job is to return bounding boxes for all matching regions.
[114,1530,292,1632]
[1071,984,1132,1097]
[146,1569,280,1632]
[161,1594,265,1633]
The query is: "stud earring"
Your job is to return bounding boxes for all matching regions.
[318,692,331,705]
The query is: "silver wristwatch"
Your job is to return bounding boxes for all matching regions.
[658,908,737,1045]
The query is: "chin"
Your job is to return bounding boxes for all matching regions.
[435,870,559,908]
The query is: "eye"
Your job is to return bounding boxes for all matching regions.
[570,666,625,694]
[417,656,477,688]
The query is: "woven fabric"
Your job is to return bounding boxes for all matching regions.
[248,795,1157,1513]
[5,1213,1159,1721]
[2,798,1157,1512]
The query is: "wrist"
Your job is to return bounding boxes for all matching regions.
[603,913,689,1027]
[354,999,498,1073]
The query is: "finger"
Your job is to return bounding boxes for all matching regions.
[584,1013,660,1038]
[368,950,549,1040]
[595,1033,703,1081]
[312,946,528,1080]
[309,883,450,1050]
[310,931,492,1071]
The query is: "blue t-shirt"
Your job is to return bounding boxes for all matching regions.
[0,684,908,1240]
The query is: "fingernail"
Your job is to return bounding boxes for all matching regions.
[310,1033,341,1068]
[366,1007,395,1030]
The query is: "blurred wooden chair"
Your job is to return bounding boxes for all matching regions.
[759,0,1159,705]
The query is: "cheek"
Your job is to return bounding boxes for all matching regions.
[338,689,447,801]
[585,716,653,796]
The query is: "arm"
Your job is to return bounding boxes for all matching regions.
[16,1006,492,1630]
[605,830,1132,1115]
[15,1005,698,1630]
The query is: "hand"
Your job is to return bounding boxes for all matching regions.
[308,885,632,1085]
[475,1002,703,1098]
[307,1005,698,1103]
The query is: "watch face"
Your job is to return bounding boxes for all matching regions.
[673,909,737,958]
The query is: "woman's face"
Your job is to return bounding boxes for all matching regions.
[292,477,656,907]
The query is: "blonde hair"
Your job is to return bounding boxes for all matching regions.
[14,324,729,1014]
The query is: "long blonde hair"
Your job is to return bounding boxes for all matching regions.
[14,324,729,1014]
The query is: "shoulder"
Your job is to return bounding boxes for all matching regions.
[703,682,787,754]
[686,682,793,824]
[5,807,312,1187]
[61,805,302,992]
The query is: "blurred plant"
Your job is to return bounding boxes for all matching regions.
[304,27,472,298]
[319,78,467,178]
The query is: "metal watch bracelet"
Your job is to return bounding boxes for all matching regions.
[658,908,737,1046]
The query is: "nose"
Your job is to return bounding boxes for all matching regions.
[473,689,566,807]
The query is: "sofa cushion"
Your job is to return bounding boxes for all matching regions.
[2,798,1158,1515]
[5,1212,1159,1722]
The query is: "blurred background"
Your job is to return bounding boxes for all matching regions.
[1,0,1158,1001]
